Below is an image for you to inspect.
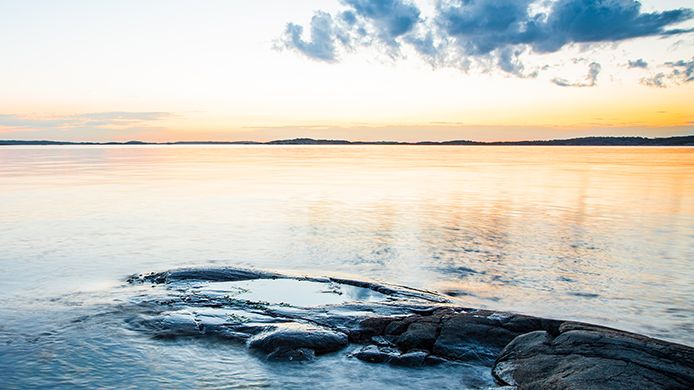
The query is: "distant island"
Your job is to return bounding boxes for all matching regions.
[1,135,693,146]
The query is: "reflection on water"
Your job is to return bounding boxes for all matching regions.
[0,145,693,386]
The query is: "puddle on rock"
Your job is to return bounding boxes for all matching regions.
[192,278,389,307]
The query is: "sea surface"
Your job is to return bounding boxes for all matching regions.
[1,145,692,388]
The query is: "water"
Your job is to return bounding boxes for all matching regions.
[1,145,692,388]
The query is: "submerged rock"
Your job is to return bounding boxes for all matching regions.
[128,267,281,284]
[125,266,694,389]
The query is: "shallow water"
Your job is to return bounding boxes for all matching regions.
[1,145,693,387]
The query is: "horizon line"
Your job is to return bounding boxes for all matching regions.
[1,135,694,147]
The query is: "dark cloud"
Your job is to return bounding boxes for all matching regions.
[551,62,602,87]
[628,58,648,68]
[279,0,694,81]
[343,0,421,47]
[434,0,693,64]
[535,0,694,51]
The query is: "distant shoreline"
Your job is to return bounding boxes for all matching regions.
[1,135,693,146]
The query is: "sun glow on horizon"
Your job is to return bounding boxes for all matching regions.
[0,0,692,142]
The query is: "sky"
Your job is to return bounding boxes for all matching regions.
[0,0,693,142]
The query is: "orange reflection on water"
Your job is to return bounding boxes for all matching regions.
[0,145,692,344]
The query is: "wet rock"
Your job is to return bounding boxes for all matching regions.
[125,266,694,388]
[352,346,430,367]
[394,322,439,351]
[493,325,694,389]
[423,354,448,365]
[384,319,411,336]
[247,323,348,358]
[328,277,448,303]
[390,350,429,367]
[431,310,562,363]
[349,316,393,343]
[266,347,315,362]
[352,345,399,363]
[140,267,280,284]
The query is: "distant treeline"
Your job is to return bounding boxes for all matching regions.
[1,135,692,146]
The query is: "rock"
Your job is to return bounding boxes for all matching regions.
[352,345,399,363]
[394,322,439,351]
[390,350,429,367]
[424,354,448,365]
[266,347,315,362]
[247,323,348,358]
[430,310,561,363]
[353,346,430,367]
[126,266,694,388]
[349,317,393,343]
[163,267,279,283]
[384,319,412,336]
[493,325,694,389]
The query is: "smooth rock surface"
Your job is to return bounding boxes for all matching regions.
[247,323,349,358]
[493,324,694,389]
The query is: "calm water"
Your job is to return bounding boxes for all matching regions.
[1,145,693,388]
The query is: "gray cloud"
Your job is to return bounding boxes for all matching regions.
[628,58,648,68]
[280,0,693,81]
[0,112,173,132]
[666,57,694,81]
[641,57,694,87]
[641,72,666,87]
[551,62,602,87]
[282,11,338,62]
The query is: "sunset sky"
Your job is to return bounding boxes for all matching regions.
[1,0,693,142]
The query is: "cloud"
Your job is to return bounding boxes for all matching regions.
[0,112,173,133]
[343,0,421,47]
[640,57,694,87]
[551,62,602,87]
[279,0,694,81]
[666,57,694,82]
[281,11,338,62]
[641,73,666,87]
[628,58,648,68]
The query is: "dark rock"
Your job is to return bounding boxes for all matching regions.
[352,345,399,363]
[395,322,439,351]
[384,319,411,336]
[127,267,281,284]
[493,326,694,389]
[370,335,394,347]
[353,346,430,367]
[424,354,448,365]
[349,317,393,343]
[247,324,348,357]
[433,312,518,362]
[328,277,449,303]
[266,347,315,362]
[164,267,279,283]
[390,350,429,367]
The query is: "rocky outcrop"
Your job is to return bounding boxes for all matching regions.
[125,266,694,389]
[492,323,694,389]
